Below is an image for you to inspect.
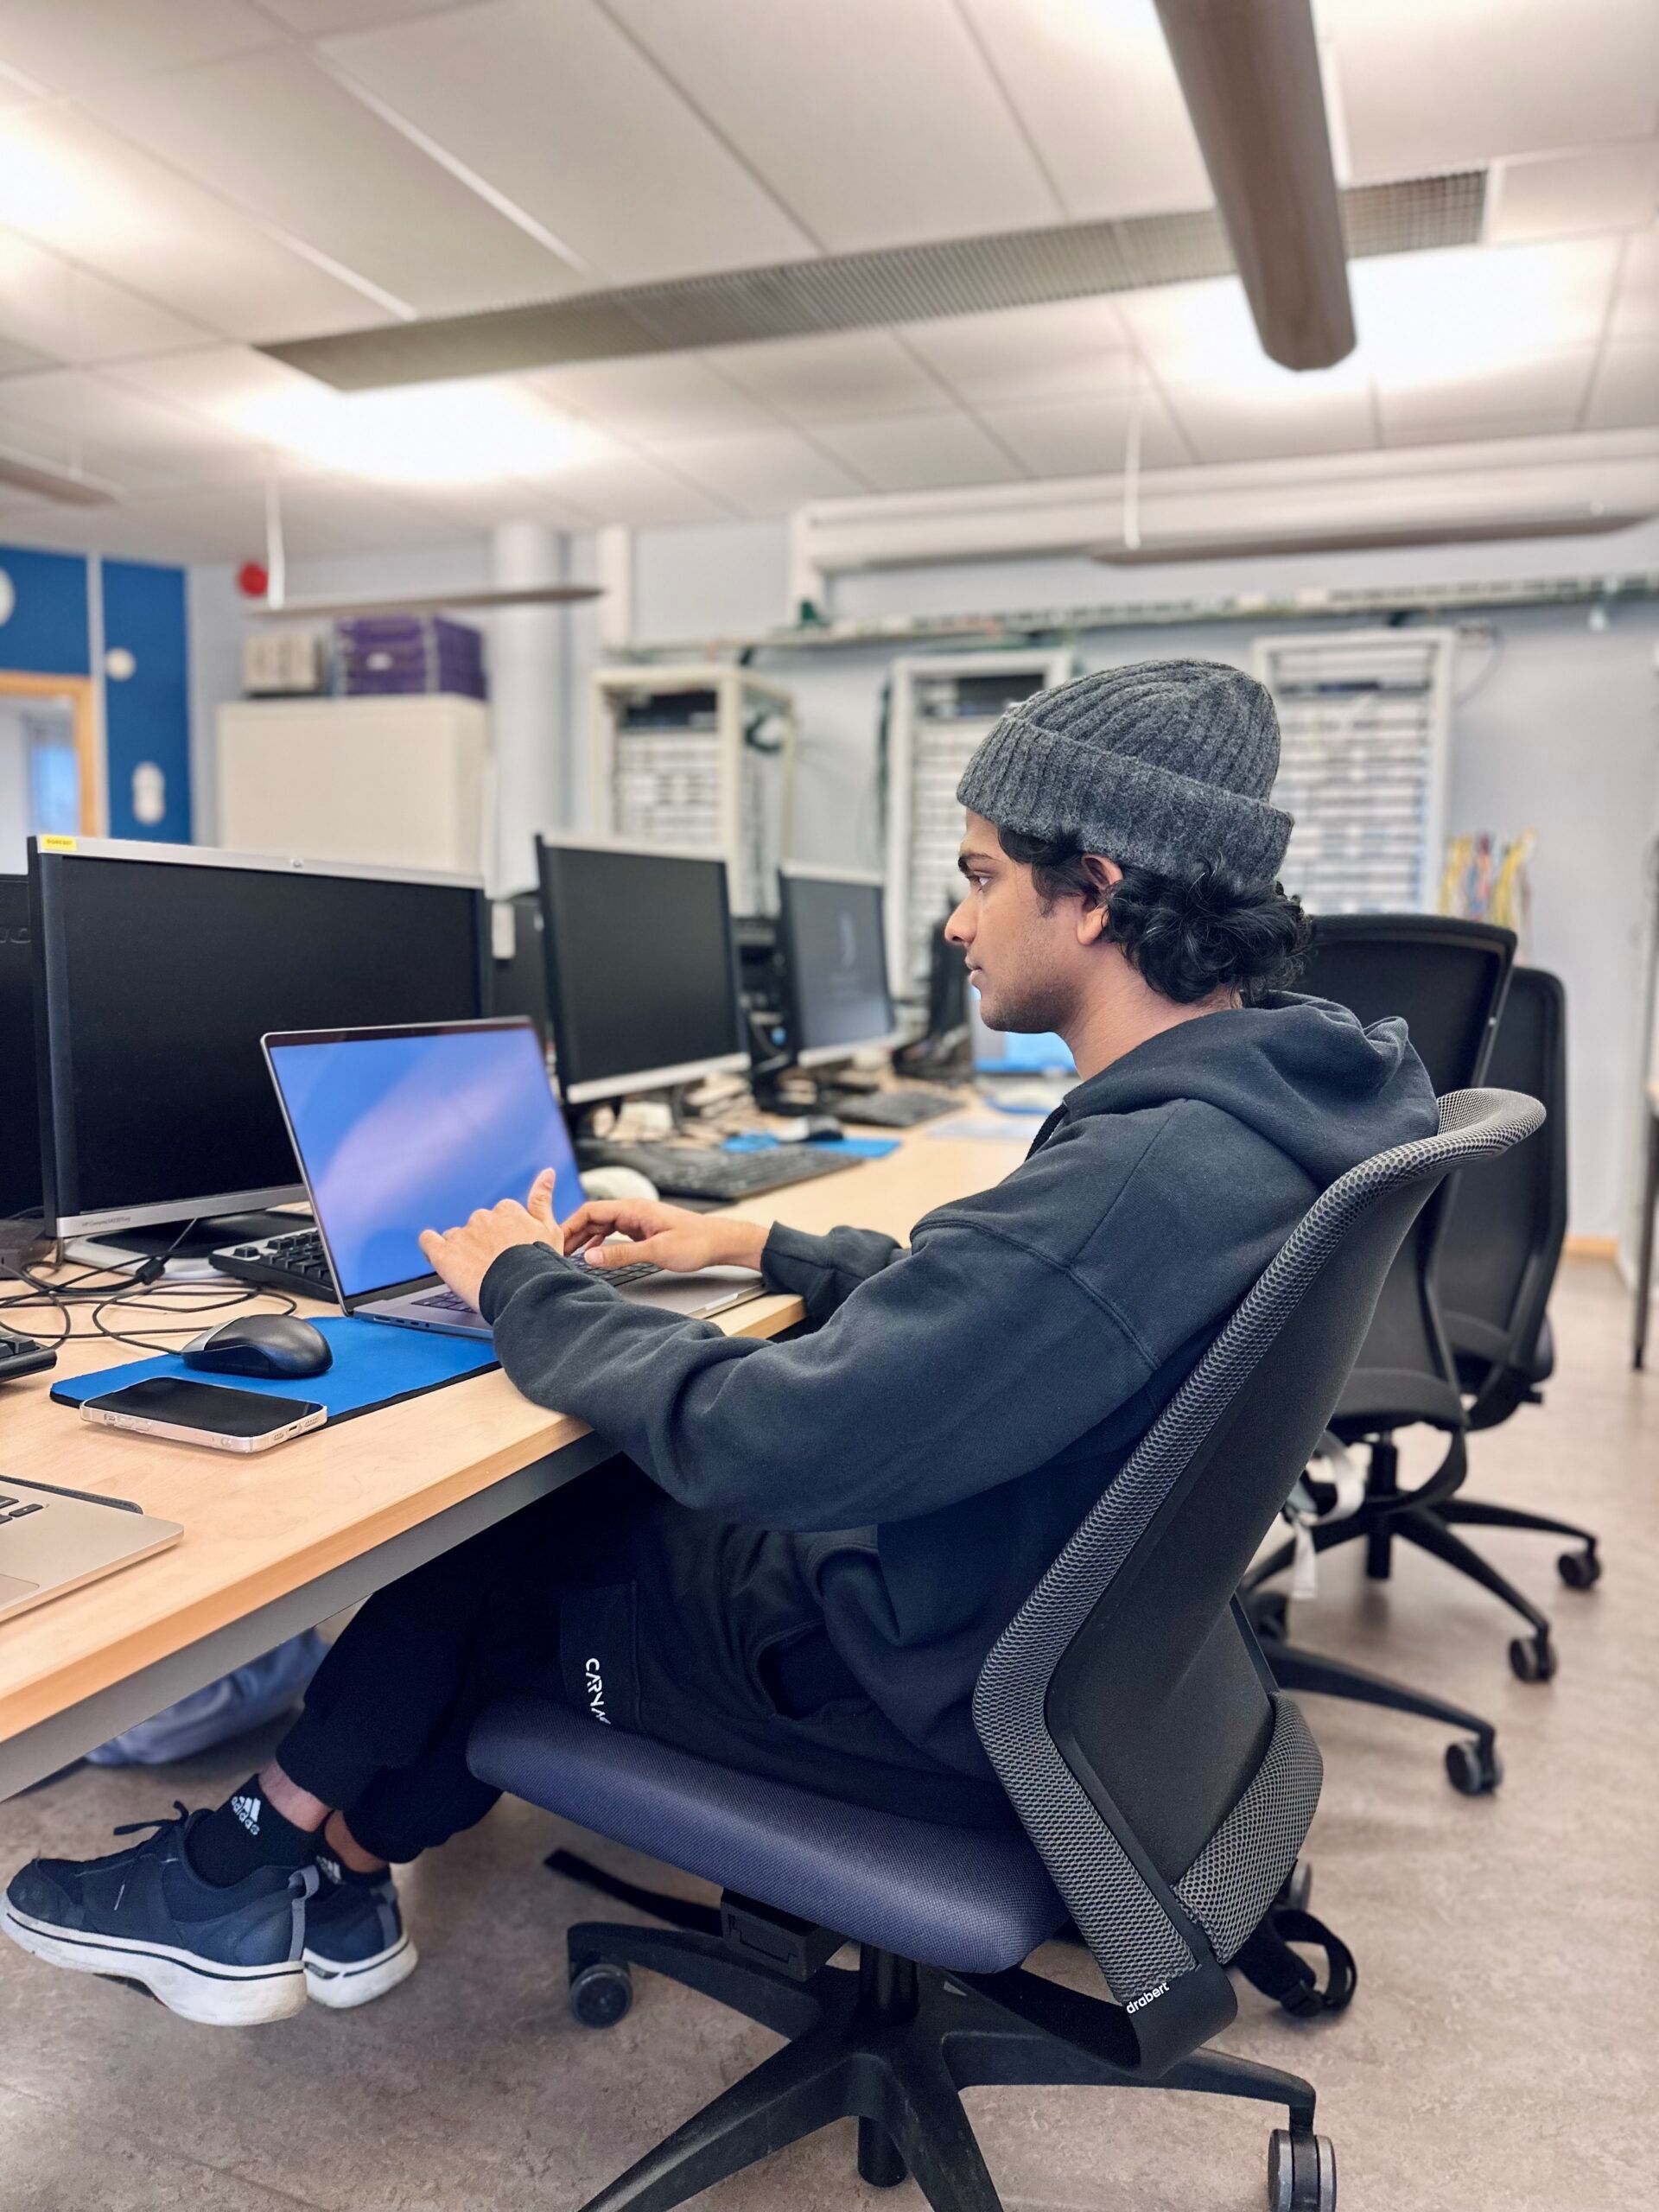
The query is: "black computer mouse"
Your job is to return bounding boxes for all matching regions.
[182,1314,333,1380]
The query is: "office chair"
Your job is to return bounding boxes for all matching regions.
[1251,917,1570,1689]
[467,1090,1541,2212]
[1435,966,1600,1594]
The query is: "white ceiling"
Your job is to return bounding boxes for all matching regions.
[0,0,1651,561]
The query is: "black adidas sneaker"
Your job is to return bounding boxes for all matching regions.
[3,1805,315,2027]
[302,1856,418,2010]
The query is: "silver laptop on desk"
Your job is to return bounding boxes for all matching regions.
[0,1482,182,1625]
[262,1018,762,1338]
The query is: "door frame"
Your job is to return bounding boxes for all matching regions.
[0,671,101,835]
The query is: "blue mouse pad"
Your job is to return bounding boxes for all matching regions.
[51,1316,499,1427]
[721,1134,899,1161]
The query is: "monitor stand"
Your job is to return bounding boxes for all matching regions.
[86,1211,310,1264]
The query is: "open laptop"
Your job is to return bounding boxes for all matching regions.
[261,1018,763,1336]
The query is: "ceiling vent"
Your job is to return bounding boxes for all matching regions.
[263,171,1485,394]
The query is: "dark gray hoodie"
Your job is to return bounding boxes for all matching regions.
[478,993,1436,1797]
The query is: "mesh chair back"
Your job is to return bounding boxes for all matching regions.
[1438,966,1567,1386]
[1299,914,1516,1431]
[973,1092,1544,2062]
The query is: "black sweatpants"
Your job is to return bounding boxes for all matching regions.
[276,1458,1011,1864]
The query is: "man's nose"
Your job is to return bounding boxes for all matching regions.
[944,894,972,948]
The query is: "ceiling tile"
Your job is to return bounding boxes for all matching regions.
[0,106,397,340]
[1376,350,1598,443]
[522,355,777,442]
[647,428,868,516]
[0,232,204,364]
[1610,226,1659,342]
[955,0,1210,219]
[81,48,570,320]
[701,332,950,423]
[531,449,734,528]
[1163,378,1376,464]
[974,390,1187,478]
[102,344,327,424]
[0,334,51,374]
[1324,0,1659,179]
[0,0,275,92]
[608,0,1060,250]
[1490,143,1659,244]
[1353,240,1621,383]
[901,297,1136,404]
[1583,342,1659,429]
[258,0,461,29]
[810,410,1025,492]
[322,0,812,284]
[0,366,264,488]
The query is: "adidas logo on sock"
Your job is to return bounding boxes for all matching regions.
[231,1794,263,1837]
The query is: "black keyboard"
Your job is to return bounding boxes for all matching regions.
[578,1141,858,1202]
[0,1328,56,1382]
[213,1227,338,1301]
[813,1087,959,1128]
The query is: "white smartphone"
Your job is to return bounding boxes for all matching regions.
[80,1377,327,1453]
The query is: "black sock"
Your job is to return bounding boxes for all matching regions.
[187,1777,320,1889]
[315,1847,391,1891]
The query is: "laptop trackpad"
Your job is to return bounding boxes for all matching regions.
[0,1574,41,1605]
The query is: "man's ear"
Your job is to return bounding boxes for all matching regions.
[1078,854,1122,943]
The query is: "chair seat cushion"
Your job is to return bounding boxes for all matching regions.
[468,1695,1067,1974]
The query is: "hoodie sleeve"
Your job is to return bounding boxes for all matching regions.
[759,1221,903,1324]
[475,1226,1151,1530]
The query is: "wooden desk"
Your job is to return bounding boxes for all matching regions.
[1636,1080,1659,1371]
[0,1123,1030,1796]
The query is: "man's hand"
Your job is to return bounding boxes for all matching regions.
[561,1196,768,1277]
[418,1191,559,1313]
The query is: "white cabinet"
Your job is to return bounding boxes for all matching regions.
[216,695,493,880]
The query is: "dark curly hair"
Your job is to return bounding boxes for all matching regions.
[996,826,1312,1006]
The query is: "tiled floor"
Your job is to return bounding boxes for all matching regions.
[1,1257,1654,2212]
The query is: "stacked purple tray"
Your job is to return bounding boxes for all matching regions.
[334,614,486,700]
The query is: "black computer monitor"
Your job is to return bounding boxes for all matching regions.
[776,865,899,1069]
[0,874,42,1230]
[29,838,488,1239]
[535,836,749,1106]
[488,890,551,1046]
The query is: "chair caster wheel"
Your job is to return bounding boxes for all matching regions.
[1509,1634,1557,1683]
[1446,1738,1503,1795]
[569,1958,632,2029]
[1558,1548,1600,1591]
[1268,2127,1337,2210]
[1276,1859,1313,1914]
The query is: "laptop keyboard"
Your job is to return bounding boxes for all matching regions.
[0,1495,44,1523]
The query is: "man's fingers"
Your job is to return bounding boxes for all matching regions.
[527,1167,557,1224]
[562,1199,632,1254]
[582,1234,664,1270]
[418,1228,442,1262]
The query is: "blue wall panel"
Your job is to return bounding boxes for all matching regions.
[101,558,192,842]
[0,544,92,675]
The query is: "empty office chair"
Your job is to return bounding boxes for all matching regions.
[1436,965,1600,1596]
[468,1091,1541,2212]
[1257,915,1568,1686]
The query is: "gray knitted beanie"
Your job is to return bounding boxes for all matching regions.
[956,658,1292,886]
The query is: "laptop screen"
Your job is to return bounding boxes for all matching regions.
[264,1020,583,1303]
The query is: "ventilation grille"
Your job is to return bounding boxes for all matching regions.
[266,171,1486,391]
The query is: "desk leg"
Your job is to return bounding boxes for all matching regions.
[1637,1109,1659,1372]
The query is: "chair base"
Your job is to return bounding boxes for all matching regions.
[1257,1626,1503,1795]
[550,1862,1329,2212]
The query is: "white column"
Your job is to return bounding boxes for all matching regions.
[489,520,564,896]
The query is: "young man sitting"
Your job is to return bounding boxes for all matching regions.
[5,660,1436,2025]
